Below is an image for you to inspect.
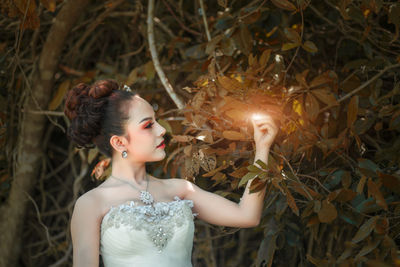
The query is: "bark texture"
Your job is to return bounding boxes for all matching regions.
[0,0,90,265]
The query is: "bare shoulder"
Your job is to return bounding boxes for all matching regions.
[72,188,103,220]
[164,178,196,197]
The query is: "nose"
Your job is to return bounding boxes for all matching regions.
[157,121,166,136]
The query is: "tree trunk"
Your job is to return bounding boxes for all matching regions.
[0,0,90,265]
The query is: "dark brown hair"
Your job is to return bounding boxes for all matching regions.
[64,79,138,158]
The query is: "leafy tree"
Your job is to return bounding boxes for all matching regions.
[1,0,399,266]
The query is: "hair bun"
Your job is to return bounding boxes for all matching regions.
[89,79,119,99]
[64,83,90,120]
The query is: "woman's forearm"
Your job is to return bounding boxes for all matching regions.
[238,149,270,226]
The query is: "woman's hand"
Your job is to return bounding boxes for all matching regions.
[251,113,279,150]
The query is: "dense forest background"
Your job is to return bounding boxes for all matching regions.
[1,0,400,266]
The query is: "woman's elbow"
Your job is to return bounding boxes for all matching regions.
[241,216,261,228]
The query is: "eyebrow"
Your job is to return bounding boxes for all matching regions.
[139,111,157,124]
[139,117,153,124]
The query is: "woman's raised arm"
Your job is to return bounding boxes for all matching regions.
[182,113,278,228]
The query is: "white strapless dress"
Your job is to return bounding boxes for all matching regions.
[100,196,196,267]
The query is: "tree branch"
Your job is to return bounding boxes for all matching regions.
[318,63,400,115]
[147,0,185,109]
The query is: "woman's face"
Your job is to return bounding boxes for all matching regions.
[122,96,166,162]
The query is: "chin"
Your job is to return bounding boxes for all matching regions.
[150,151,166,162]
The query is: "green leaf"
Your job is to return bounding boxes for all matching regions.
[247,164,261,173]
[351,216,378,243]
[255,159,268,169]
[302,40,318,53]
[239,172,258,188]
[355,236,382,260]
[282,42,300,51]
[284,28,301,43]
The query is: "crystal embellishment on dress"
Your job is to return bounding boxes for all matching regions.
[140,190,154,205]
[101,196,196,252]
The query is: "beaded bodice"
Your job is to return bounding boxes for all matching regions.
[100,196,196,267]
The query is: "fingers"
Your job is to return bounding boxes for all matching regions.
[253,119,278,130]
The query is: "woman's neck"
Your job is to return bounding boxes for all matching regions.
[110,157,148,185]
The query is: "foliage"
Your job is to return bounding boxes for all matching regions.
[1,0,400,266]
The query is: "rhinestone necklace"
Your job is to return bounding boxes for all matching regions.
[109,173,154,205]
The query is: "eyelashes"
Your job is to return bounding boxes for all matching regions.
[144,122,154,129]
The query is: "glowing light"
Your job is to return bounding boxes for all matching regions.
[252,113,263,121]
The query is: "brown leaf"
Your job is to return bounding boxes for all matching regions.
[338,241,357,262]
[229,166,250,178]
[88,148,99,164]
[249,178,266,193]
[342,171,352,189]
[327,189,341,202]
[183,145,192,156]
[306,254,329,266]
[144,61,155,80]
[306,216,319,227]
[286,188,299,216]
[355,237,382,260]
[271,0,297,11]
[292,182,320,200]
[193,114,207,128]
[211,172,227,185]
[91,158,111,180]
[217,0,227,9]
[218,75,243,92]
[310,71,338,89]
[305,93,320,121]
[199,155,217,172]
[40,0,56,12]
[172,135,194,142]
[222,130,246,140]
[295,69,309,88]
[339,0,352,20]
[14,0,40,29]
[377,171,400,194]
[375,217,389,235]
[203,164,228,177]
[347,95,359,128]
[48,80,71,111]
[317,199,337,223]
[225,109,248,122]
[196,130,213,144]
[367,178,388,210]
[352,216,378,243]
[205,34,223,55]
[220,96,249,113]
[357,175,367,194]
[126,67,139,85]
[191,91,206,110]
[336,189,357,202]
[311,89,338,106]
[259,49,272,68]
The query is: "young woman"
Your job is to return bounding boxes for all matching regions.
[65,79,278,267]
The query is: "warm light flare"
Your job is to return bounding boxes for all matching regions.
[252,113,264,121]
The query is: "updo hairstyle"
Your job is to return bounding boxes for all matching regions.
[64,79,138,158]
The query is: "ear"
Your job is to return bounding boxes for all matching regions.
[110,135,128,153]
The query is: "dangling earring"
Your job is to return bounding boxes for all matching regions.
[122,150,128,158]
